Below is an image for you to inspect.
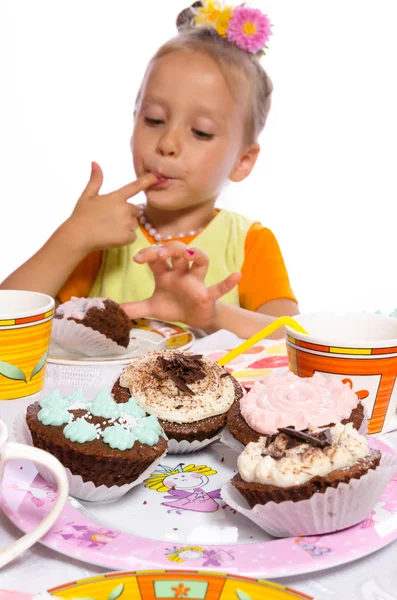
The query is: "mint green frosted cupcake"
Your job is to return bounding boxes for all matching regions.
[25,389,168,501]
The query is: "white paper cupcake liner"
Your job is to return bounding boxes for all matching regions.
[221,452,397,537]
[14,410,167,502]
[51,318,137,358]
[219,427,245,453]
[167,432,221,454]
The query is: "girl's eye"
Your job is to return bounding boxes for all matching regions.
[145,117,164,126]
[192,129,214,140]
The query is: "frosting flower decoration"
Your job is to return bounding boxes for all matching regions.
[195,1,234,38]
[226,6,272,54]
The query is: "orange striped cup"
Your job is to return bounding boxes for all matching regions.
[0,290,54,400]
[285,312,397,435]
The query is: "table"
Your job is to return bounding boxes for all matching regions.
[1,332,397,600]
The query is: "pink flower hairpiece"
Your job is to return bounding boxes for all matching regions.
[193,1,273,55]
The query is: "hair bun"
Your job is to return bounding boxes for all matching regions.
[176,1,203,32]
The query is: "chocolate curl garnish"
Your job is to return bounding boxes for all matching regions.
[278,427,333,448]
[220,371,231,378]
[263,431,291,458]
[166,370,195,397]
[151,370,164,382]
[159,355,167,372]
[157,352,207,392]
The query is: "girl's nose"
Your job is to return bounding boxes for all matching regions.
[156,128,180,157]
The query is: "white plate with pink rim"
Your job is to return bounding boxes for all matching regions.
[48,318,195,366]
[2,439,397,578]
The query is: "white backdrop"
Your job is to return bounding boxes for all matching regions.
[1,0,396,314]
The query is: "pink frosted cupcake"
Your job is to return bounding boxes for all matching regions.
[226,372,366,449]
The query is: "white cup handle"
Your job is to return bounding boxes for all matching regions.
[0,442,69,568]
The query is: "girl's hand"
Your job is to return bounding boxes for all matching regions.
[64,162,157,253]
[120,241,241,329]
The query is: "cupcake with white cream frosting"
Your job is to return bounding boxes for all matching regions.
[221,422,397,537]
[112,350,244,453]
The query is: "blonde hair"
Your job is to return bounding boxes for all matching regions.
[144,463,217,493]
[136,11,273,144]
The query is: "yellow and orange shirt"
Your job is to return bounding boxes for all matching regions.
[58,209,296,311]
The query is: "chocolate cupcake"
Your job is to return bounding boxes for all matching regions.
[52,297,135,357]
[232,423,380,507]
[24,389,167,501]
[226,372,366,449]
[112,350,244,453]
[221,422,397,537]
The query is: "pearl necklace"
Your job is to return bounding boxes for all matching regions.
[137,204,203,243]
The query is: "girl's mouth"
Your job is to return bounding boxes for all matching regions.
[152,176,172,189]
[150,170,175,189]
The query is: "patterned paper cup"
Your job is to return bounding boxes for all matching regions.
[0,290,54,400]
[285,312,397,434]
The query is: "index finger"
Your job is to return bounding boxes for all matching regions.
[115,173,158,201]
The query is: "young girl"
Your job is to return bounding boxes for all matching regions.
[0,1,298,338]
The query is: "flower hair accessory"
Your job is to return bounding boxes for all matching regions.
[193,1,272,55]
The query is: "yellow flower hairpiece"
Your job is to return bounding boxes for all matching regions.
[193,0,272,55]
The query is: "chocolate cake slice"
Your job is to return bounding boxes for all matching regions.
[55,297,132,348]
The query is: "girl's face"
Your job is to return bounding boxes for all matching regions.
[163,472,210,489]
[132,50,257,212]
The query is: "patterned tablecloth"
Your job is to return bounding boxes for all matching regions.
[1,330,397,600]
[203,340,289,388]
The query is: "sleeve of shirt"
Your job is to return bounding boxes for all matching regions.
[239,223,297,312]
[57,250,103,303]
